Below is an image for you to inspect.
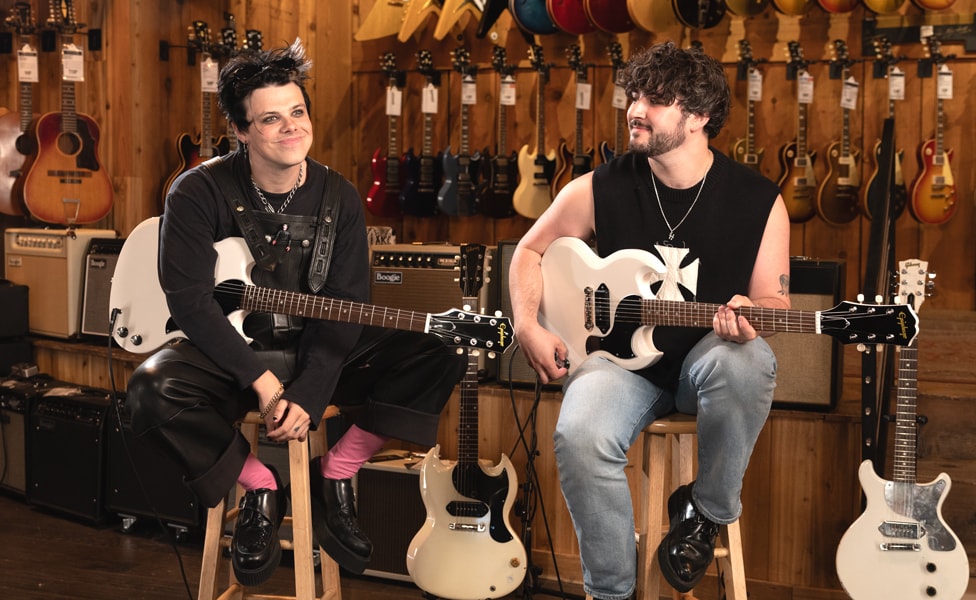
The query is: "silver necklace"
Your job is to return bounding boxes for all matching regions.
[649,164,710,241]
[251,163,304,214]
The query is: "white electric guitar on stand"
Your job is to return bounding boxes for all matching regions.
[836,259,969,600]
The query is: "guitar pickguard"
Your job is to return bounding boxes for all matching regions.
[450,463,513,543]
[884,479,958,552]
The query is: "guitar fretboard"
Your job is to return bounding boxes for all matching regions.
[892,341,919,484]
[639,299,819,334]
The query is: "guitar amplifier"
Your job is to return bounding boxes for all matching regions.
[768,257,845,410]
[0,372,68,495]
[4,227,118,338]
[81,237,127,337]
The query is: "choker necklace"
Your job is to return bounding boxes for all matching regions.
[251,163,304,214]
[649,163,710,242]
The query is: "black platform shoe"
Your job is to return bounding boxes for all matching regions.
[656,482,719,592]
[232,465,288,586]
[309,456,372,573]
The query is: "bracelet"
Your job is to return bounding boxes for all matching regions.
[259,384,285,420]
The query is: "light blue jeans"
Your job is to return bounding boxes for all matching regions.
[553,332,777,600]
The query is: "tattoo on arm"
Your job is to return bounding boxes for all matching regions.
[779,274,790,297]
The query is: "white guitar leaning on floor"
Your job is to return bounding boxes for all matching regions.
[537,237,918,373]
[108,217,513,355]
[836,259,969,600]
[406,244,527,600]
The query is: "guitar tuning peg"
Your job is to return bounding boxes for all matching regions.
[494,310,502,318]
[874,294,883,304]
[857,293,865,302]
[463,303,472,311]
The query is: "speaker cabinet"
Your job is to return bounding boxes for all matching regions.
[28,387,111,521]
[0,373,67,495]
[355,454,426,581]
[0,280,28,338]
[82,238,126,337]
[767,257,845,410]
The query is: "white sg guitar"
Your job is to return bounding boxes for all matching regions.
[836,259,969,600]
[406,244,527,600]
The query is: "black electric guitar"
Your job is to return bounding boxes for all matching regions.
[836,259,969,600]
[536,237,918,373]
[400,50,443,217]
[0,2,38,216]
[551,43,594,197]
[815,40,860,225]
[366,52,406,218]
[513,44,556,219]
[477,45,518,218]
[598,41,627,164]
[860,36,907,221]
[437,46,481,217]
[777,41,817,223]
[108,218,515,355]
[730,40,764,171]
[406,244,527,600]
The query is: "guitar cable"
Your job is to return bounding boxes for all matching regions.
[106,307,196,600]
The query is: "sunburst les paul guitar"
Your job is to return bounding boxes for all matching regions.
[513,44,556,219]
[407,244,527,600]
[777,41,817,223]
[861,36,907,221]
[836,259,969,600]
[536,237,918,373]
[551,43,594,197]
[108,218,514,356]
[730,40,764,172]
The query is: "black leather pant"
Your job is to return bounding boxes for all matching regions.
[125,327,466,507]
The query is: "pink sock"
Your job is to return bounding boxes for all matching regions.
[319,425,390,480]
[238,454,277,491]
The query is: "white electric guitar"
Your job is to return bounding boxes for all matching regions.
[108,217,514,354]
[406,244,527,600]
[537,237,919,373]
[836,259,969,600]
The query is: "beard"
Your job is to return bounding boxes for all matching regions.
[627,113,688,156]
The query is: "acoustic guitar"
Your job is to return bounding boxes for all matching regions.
[598,41,627,164]
[160,22,230,206]
[513,44,556,220]
[777,41,817,224]
[730,40,764,172]
[815,40,860,226]
[552,43,594,197]
[400,50,444,217]
[861,36,906,221]
[365,52,406,218]
[23,0,112,226]
[909,38,956,226]
[0,2,38,216]
[547,0,596,34]
[477,45,518,219]
[437,47,482,217]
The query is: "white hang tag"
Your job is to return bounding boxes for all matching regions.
[575,82,592,110]
[936,65,953,100]
[201,57,219,93]
[797,70,814,104]
[747,68,763,102]
[386,86,402,116]
[422,83,439,114]
[840,77,858,111]
[17,43,39,83]
[61,43,85,82]
[500,76,516,106]
[461,77,477,105]
[888,67,905,101]
[612,84,627,110]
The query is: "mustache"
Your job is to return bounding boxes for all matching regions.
[629,119,650,129]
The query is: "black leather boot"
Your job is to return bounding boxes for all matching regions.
[231,465,288,586]
[309,456,372,573]
[656,482,719,592]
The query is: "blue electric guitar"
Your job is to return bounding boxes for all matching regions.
[437,47,481,217]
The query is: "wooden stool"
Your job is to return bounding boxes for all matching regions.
[636,414,746,600]
[198,410,342,600]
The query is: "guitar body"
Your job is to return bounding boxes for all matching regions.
[161,132,230,201]
[815,142,860,225]
[552,143,593,197]
[730,138,764,171]
[478,149,518,218]
[583,0,635,33]
[836,460,969,600]
[406,445,527,600]
[912,0,955,10]
[670,0,727,28]
[478,0,510,37]
[23,110,113,225]
[726,0,771,16]
[438,146,481,217]
[399,0,442,42]
[772,0,812,14]
[401,149,443,217]
[860,139,906,220]
[435,0,485,40]
[510,0,559,34]
[863,0,905,11]
[513,145,556,219]
[817,0,859,12]
[777,141,817,223]
[0,109,35,216]
[367,147,407,218]
[910,140,956,225]
[546,0,596,34]
[598,141,615,165]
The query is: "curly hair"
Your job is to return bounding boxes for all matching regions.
[620,42,729,139]
[218,38,313,132]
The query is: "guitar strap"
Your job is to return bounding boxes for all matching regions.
[201,155,342,293]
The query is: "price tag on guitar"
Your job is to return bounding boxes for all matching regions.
[17,44,38,82]
[61,43,84,81]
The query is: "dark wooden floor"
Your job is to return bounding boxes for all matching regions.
[0,491,581,600]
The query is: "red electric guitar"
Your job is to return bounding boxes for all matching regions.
[0,2,38,216]
[365,52,406,218]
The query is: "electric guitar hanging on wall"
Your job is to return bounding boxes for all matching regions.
[909,38,956,226]
[836,259,969,600]
[437,46,481,217]
[552,43,594,197]
[730,40,764,172]
[861,36,906,221]
[477,45,518,218]
[366,52,406,218]
[815,40,860,226]
[400,50,443,217]
[598,41,627,164]
[777,41,817,223]
[406,243,527,600]
[0,2,38,216]
[513,44,556,219]
[23,0,113,225]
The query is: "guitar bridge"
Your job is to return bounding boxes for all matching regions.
[879,542,921,552]
[448,522,487,533]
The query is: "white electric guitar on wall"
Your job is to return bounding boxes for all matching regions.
[108,217,513,355]
[406,244,527,600]
[836,259,969,600]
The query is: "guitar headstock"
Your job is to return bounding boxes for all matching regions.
[608,41,625,72]
[829,39,853,79]
[417,49,440,86]
[218,13,238,58]
[491,44,514,79]
[736,39,762,80]
[528,44,550,83]
[896,259,935,313]
[567,43,587,82]
[243,29,263,52]
[47,0,82,34]
[5,2,36,36]
[785,40,808,79]
[451,46,474,77]
[871,35,896,79]
[458,244,486,300]
[187,20,213,56]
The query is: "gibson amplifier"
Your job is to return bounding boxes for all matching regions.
[4,228,118,338]
[81,237,127,337]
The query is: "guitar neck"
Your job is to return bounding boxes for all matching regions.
[459,100,470,155]
[535,75,546,152]
[640,299,821,334]
[497,92,508,154]
[457,307,481,467]
[745,99,755,154]
[796,102,808,157]
[60,35,78,133]
[892,340,919,484]
[201,89,215,157]
[934,98,944,159]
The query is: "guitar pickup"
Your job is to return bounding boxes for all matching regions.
[878,520,924,539]
[448,522,487,533]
